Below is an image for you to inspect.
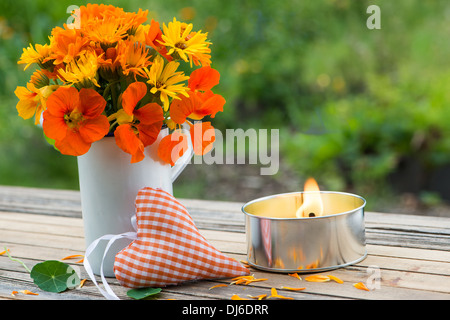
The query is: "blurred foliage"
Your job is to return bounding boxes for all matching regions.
[0,0,450,210]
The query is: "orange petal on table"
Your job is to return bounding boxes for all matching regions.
[268,288,294,300]
[0,249,10,255]
[353,282,370,291]
[11,291,18,296]
[20,290,39,295]
[244,278,268,285]
[281,286,306,291]
[247,294,267,300]
[288,273,302,281]
[188,66,220,91]
[209,284,228,290]
[61,254,84,260]
[79,279,87,288]
[305,275,331,282]
[328,275,344,284]
[231,294,249,300]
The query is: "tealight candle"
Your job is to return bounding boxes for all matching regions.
[241,179,367,273]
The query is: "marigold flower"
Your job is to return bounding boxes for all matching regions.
[145,55,189,111]
[42,86,109,156]
[160,18,211,66]
[48,26,88,65]
[108,82,164,163]
[57,51,100,88]
[82,15,130,50]
[117,40,152,80]
[18,43,53,70]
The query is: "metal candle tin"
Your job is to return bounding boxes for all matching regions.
[242,191,367,273]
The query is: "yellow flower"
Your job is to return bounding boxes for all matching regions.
[58,51,100,88]
[18,43,52,70]
[145,55,189,111]
[29,69,50,89]
[159,18,211,66]
[14,82,59,125]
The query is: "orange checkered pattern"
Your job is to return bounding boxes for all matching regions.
[114,187,249,288]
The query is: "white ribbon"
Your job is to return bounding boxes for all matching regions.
[83,215,138,300]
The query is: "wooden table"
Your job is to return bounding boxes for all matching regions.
[1,185,450,301]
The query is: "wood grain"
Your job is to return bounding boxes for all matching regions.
[1,185,450,300]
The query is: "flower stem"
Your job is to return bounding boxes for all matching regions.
[4,247,31,273]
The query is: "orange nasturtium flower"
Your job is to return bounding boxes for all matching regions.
[189,121,215,156]
[157,130,189,166]
[170,66,225,124]
[108,82,164,163]
[42,86,110,156]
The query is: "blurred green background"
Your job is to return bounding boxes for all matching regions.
[1,0,450,215]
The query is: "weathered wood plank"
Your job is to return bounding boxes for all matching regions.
[2,185,450,300]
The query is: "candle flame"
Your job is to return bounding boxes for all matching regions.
[296,177,324,218]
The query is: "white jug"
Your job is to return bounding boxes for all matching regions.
[77,126,193,276]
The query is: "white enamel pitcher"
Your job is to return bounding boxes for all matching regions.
[77,126,193,276]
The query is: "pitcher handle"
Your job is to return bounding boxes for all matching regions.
[171,122,193,182]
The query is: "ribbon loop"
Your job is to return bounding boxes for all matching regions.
[83,216,137,300]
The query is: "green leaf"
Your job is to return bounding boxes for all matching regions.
[127,287,162,300]
[30,260,80,293]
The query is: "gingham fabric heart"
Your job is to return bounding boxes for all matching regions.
[114,187,249,288]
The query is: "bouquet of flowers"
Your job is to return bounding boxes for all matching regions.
[14,4,224,164]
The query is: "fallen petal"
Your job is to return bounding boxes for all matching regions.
[353,282,370,291]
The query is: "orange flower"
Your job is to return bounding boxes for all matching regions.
[109,82,164,163]
[42,86,109,156]
[170,91,225,124]
[188,66,220,91]
[189,121,215,156]
[145,19,172,61]
[117,40,152,80]
[157,131,189,166]
[49,26,88,65]
[15,82,59,125]
[170,66,224,124]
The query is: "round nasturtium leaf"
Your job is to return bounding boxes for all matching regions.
[127,287,162,300]
[30,260,80,293]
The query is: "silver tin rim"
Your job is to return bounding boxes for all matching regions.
[241,191,366,220]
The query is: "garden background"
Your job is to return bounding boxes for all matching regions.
[1,0,449,216]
